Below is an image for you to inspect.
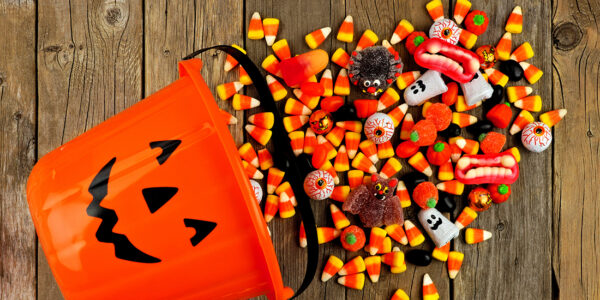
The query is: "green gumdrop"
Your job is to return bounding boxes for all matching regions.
[414,36,425,47]
[473,14,485,26]
[478,133,487,142]
[410,131,420,142]
[427,198,437,208]
[345,233,357,245]
[498,184,509,195]
[434,142,445,152]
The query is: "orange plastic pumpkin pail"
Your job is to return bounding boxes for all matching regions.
[27,47,318,300]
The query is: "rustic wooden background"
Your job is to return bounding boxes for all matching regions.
[0,0,598,299]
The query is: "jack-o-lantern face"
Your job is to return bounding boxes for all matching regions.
[87,140,217,263]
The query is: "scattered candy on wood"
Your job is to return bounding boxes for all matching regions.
[514,95,542,112]
[278,192,295,218]
[263,18,279,46]
[262,54,282,77]
[505,6,523,34]
[238,66,252,85]
[455,95,481,112]
[233,94,260,110]
[249,179,263,204]
[224,44,246,72]
[305,27,331,49]
[238,142,259,168]
[500,59,524,81]
[484,68,509,87]
[380,157,402,179]
[391,288,410,300]
[410,119,438,146]
[476,45,496,69]
[309,110,334,134]
[395,140,420,159]
[283,115,309,132]
[468,187,493,212]
[452,112,478,128]
[322,255,344,282]
[248,12,264,40]
[266,168,284,194]
[507,86,533,103]
[436,180,465,195]
[511,42,534,62]
[245,125,272,145]
[377,87,401,111]
[455,206,478,230]
[386,223,408,245]
[325,126,345,147]
[520,61,543,84]
[488,183,511,203]
[465,228,492,244]
[276,181,297,206]
[339,256,366,276]
[423,273,440,300]
[427,142,452,166]
[479,131,507,154]
[219,109,237,125]
[279,49,329,87]
[438,161,455,182]
[364,256,382,283]
[399,113,415,140]
[303,170,335,200]
[355,29,379,51]
[447,251,465,279]
[453,0,471,24]
[510,110,534,135]
[425,103,453,131]
[396,71,421,90]
[377,141,395,159]
[331,48,350,68]
[413,181,439,209]
[406,249,433,266]
[331,185,350,202]
[521,121,552,152]
[408,152,433,177]
[217,81,243,100]
[348,169,364,189]
[334,68,351,96]
[264,194,278,222]
[343,174,403,227]
[465,10,489,35]
[299,222,307,247]
[258,148,274,170]
[495,32,512,61]
[426,0,444,22]
[405,31,429,55]
[396,180,412,208]
[540,109,567,128]
[459,28,478,49]
[382,249,405,267]
[248,112,274,129]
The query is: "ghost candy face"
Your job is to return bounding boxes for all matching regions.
[404,70,448,106]
[460,70,494,106]
[418,207,459,247]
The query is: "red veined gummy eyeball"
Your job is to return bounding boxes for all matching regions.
[303,170,335,200]
[309,110,334,135]
[364,113,395,144]
[429,19,461,45]
[521,122,552,153]
[249,179,263,204]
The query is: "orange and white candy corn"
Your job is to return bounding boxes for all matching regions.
[318,227,341,244]
[318,135,337,160]
[355,29,378,51]
[245,125,272,146]
[293,89,319,110]
[337,15,354,42]
[408,152,433,177]
[331,185,350,202]
[304,128,317,154]
[436,180,465,195]
[285,98,312,115]
[345,131,361,159]
[289,131,305,156]
[382,248,404,267]
[305,27,332,49]
[404,220,425,247]
[248,12,264,40]
[452,112,478,128]
[400,113,414,140]
[217,81,243,100]
[390,247,407,273]
[510,42,534,62]
[238,143,259,167]
[299,222,307,248]
[263,18,279,46]
[364,256,381,283]
[326,126,346,147]
[267,168,284,194]
[455,138,479,155]
[380,157,402,179]
[455,95,481,112]
[448,251,464,279]
[348,169,365,188]
[242,160,263,180]
[219,109,237,125]
[453,0,472,24]
[262,55,281,77]
[455,206,477,229]
[505,6,523,34]
[459,29,478,50]
[276,181,297,206]
[278,192,295,218]
[507,86,533,103]
[388,103,408,127]
[382,40,396,54]
[359,140,379,164]
[320,69,334,97]
[339,256,366,275]
[368,227,387,255]
[391,289,410,300]
[520,62,543,84]
[377,141,395,159]
[510,110,535,135]
[239,66,252,85]
[322,255,344,282]
[465,228,492,244]
[332,48,350,69]
[396,71,420,90]
[330,203,350,230]
[396,180,411,208]
[390,19,414,44]
[377,87,400,111]
[258,149,273,170]
[438,160,454,181]
[283,115,309,132]
[540,109,567,128]
[334,69,351,96]
[386,224,408,245]
[272,39,291,60]
[233,94,260,110]
[514,95,542,112]
[426,0,444,22]
[422,101,432,116]
[336,121,362,133]
[449,142,462,162]
[432,242,451,261]
[423,273,440,300]
[334,145,350,172]
[266,75,287,101]
[224,44,245,72]
[264,195,278,222]
[495,32,513,61]
[338,273,365,290]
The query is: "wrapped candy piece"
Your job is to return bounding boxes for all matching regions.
[418,208,459,248]
[404,70,448,106]
[460,71,493,106]
[364,113,395,144]
[468,187,492,212]
[279,49,329,87]
[521,122,552,152]
[343,174,403,227]
[429,19,461,45]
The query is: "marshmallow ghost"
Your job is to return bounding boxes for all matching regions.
[418,207,459,247]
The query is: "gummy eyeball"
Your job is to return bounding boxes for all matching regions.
[364,113,395,144]
[309,110,334,135]
[476,45,496,69]
[429,19,461,45]
[249,179,263,204]
[521,122,552,152]
[303,170,335,200]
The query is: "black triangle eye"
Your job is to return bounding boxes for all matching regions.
[150,140,181,165]
[142,187,178,213]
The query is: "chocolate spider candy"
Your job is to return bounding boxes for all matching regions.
[349,46,403,96]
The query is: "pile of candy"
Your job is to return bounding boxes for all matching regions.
[217,1,566,298]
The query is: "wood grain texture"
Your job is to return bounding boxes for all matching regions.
[552,0,600,298]
[36,0,143,299]
[0,1,37,299]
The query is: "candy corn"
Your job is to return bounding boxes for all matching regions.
[217,81,243,100]
[278,192,295,218]
[510,42,534,62]
[304,128,317,154]
[219,109,237,125]
[391,289,410,300]
[505,6,523,34]
[317,227,341,244]
[264,195,278,222]
[382,249,404,267]
[459,29,478,49]
[382,39,396,54]
[345,132,360,159]
[348,169,365,188]
[355,29,379,51]
[354,99,378,118]
[423,273,440,300]
[320,69,333,97]
[266,75,287,101]
[245,125,272,145]
[377,236,392,254]
[359,140,379,164]
[386,224,408,245]
[334,69,351,96]
[432,242,450,261]
[380,157,402,179]
[390,19,414,44]
[233,94,260,110]
[465,228,492,244]
[336,121,362,133]
[334,145,350,172]
[389,247,407,273]
[377,87,400,111]
[453,0,472,24]
[322,255,344,282]
[286,98,312,117]
[283,115,308,132]
[408,152,433,177]
[263,18,279,46]
[400,113,414,140]
[242,160,263,180]
[318,135,337,160]
[363,256,381,283]
[330,203,351,229]
[326,126,345,147]
[495,32,512,61]
[224,44,245,72]
[338,273,365,290]
[238,143,259,167]
[305,27,331,49]
[388,103,408,127]
[337,15,354,42]
[455,206,478,229]
[438,160,454,181]
[287,131,304,157]
[422,101,432,116]
[331,48,350,68]
[455,95,481,112]
[426,0,444,22]
[448,251,464,279]
[507,86,533,103]
[248,12,264,40]
[514,95,542,112]
[262,55,281,77]
[540,109,567,128]
[368,227,387,255]
[436,180,465,195]
[452,112,478,128]
[520,62,544,84]
[339,256,366,275]
[377,141,395,159]
[396,181,411,208]
[455,138,479,155]
[396,71,420,90]
[331,185,350,202]
[256,148,272,170]
[272,39,291,60]
[404,220,425,247]
[510,110,535,135]
[267,168,284,194]
[299,222,307,247]
[449,142,462,162]
[239,67,252,85]
[276,182,297,206]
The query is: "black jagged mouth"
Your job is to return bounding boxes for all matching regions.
[430,218,443,230]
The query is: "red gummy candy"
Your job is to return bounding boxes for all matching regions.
[301,82,325,97]
[425,103,452,131]
[405,31,428,55]
[412,181,439,209]
[426,141,451,166]
[479,131,506,154]
[320,96,345,112]
[410,119,437,146]
[395,140,420,158]
[442,82,458,106]
[340,225,366,252]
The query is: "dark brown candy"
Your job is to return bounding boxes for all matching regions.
[499,60,524,81]
[405,249,433,266]
[438,123,462,138]
[436,191,457,213]
[402,172,429,193]
[466,120,494,136]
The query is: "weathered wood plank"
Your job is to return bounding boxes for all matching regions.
[552,0,600,298]
[452,1,553,299]
[36,0,144,298]
[0,1,37,299]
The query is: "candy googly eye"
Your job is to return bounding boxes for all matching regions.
[364,113,395,144]
[429,19,461,45]
[303,170,335,200]
[363,80,371,87]
[374,183,382,191]
[372,79,381,87]
[383,187,389,193]
[521,121,552,153]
